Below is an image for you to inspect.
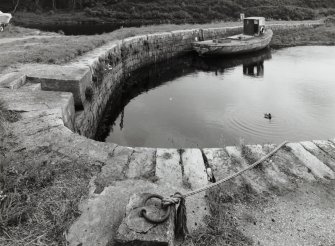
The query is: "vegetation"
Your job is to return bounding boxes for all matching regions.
[1,0,335,26]
[0,102,94,245]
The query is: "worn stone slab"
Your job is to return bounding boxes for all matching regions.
[0,89,75,130]
[94,146,134,193]
[245,144,291,189]
[264,144,316,181]
[0,72,26,89]
[287,143,335,180]
[67,179,178,246]
[300,141,335,172]
[313,140,335,160]
[115,193,174,246]
[182,149,208,190]
[156,149,182,187]
[26,65,91,107]
[126,148,156,179]
[181,149,210,232]
[226,146,269,193]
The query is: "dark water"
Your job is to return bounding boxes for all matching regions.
[21,23,140,35]
[98,46,335,148]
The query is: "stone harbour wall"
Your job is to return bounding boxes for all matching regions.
[70,21,322,139]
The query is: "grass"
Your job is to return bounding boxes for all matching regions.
[0,100,94,245]
[2,20,331,74]
[270,21,335,48]
[183,185,256,246]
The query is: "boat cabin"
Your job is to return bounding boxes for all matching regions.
[243,17,266,36]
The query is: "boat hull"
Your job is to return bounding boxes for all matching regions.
[193,29,273,56]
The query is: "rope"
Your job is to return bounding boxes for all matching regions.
[183,141,288,198]
[162,141,288,205]
[142,141,288,232]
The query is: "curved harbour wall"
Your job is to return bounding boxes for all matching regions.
[69,21,321,139]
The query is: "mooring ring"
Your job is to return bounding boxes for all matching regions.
[139,194,171,224]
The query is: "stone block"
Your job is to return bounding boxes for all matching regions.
[115,193,175,246]
[26,65,91,108]
[0,89,75,131]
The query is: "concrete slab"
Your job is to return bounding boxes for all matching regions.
[287,143,335,180]
[126,148,156,179]
[301,141,335,172]
[26,65,91,107]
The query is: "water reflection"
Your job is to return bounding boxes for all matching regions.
[97,49,272,146]
[98,46,335,148]
[243,62,264,77]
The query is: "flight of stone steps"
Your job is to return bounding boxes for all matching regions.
[67,139,335,246]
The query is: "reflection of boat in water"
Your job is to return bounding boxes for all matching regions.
[193,48,272,76]
[243,61,264,77]
[193,17,273,56]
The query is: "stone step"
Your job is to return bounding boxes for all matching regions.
[18,82,41,91]
[181,149,210,232]
[313,140,335,160]
[287,143,335,180]
[126,147,156,179]
[300,141,335,172]
[244,144,292,190]
[202,148,245,199]
[156,148,182,188]
[225,146,269,194]
[26,65,91,108]
[265,144,316,182]
[0,72,26,89]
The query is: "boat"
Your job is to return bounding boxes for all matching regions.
[0,10,12,32]
[193,17,273,56]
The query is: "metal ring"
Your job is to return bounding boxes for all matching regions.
[139,194,171,224]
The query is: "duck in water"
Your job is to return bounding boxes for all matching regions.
[264,113,272,119]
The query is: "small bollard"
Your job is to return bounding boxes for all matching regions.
[115,193,175,246]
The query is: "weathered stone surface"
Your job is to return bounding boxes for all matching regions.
[182,149,207,190]
[156,149,182,187]
[126,147,156,179]
[264,144,316,181]
[115,193,174,246]
[226,146,269,193]
[94,146,134,193]
[67,180,177,246]
[287,143,335,180]
[300,141,335,172]
[0,72,26,89]
[181,149,210,232]
[0,89,75,130]
[26,65,91,107]
[313,140,335,160]
[245,144,291,189]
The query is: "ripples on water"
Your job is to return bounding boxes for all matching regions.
[98,46,335,148]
